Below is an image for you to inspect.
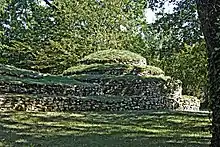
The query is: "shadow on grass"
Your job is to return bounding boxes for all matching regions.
[0,110,211,147]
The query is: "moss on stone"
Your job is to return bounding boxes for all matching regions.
[63,63,127,75]
[70,74,171,83]
[138,66,164,75]
[63,63,164,76]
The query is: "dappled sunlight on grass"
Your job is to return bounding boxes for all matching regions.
[0,110,211,147]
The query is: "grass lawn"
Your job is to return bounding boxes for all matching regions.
[0,110,211,147]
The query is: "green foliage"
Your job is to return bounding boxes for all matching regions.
[158,42,208,99]
[0,0,208,104]
[30,39,80,74]
[0,0,147,74]
[140,0,207,102]
[0,41,36,69]
[80,49,146,65]
[146,0,202,59]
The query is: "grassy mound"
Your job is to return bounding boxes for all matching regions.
[0,63,167,91]
[80,49,147,66]
[0,64,46,79]
[63,63,164,76]
[0,64,82,85]
[63,63,127,75]
[64,50,165,78]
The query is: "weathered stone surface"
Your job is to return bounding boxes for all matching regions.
[0,91,200,112]
[0,60,200,112]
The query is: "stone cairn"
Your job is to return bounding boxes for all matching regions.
[0,50,200,112]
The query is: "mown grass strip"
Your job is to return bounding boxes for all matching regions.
[0,110,211,147]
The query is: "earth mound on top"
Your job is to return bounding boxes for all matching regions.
[79,49,147,67]
[0,50,199,112]
[64,49,164,76]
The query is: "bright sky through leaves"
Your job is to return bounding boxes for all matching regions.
[145,1,177,23]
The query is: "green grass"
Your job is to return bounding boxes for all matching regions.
[0,64,44,78]
[0,110,211,147]
[63,63,164,76]
[0,63,167,87]
[63,63,128,75]
[0,64,87,86]
[0,75,84,86]
[140,65,164,75]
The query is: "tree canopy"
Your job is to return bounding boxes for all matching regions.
[2,0,220,145]
[0,0,147,73]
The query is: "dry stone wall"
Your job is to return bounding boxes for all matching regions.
[0,94,177,112]
[0,76,200,112]
[0,48,201,113]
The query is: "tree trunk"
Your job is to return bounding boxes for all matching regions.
[196,0,220,146]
